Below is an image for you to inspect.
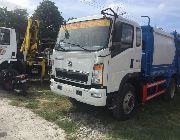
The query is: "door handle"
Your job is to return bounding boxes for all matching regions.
[130,59,134,68]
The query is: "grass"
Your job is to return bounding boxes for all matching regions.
[8,85,180,140]
[9,86,78,140]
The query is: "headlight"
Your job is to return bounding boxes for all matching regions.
[92,64,104,85]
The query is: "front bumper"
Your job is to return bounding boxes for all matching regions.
[50,79,107,106]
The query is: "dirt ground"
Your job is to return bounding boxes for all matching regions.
[0,90,66,140]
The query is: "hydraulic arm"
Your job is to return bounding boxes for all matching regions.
[21,18,46,83]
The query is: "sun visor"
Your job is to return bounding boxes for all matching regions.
[60,19,111,31]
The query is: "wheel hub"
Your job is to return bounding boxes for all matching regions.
[123,92,135,115]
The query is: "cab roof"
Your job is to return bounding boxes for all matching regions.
[67,14,140,27]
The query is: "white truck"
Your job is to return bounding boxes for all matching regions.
[0,27,17,65]
[0,27,27,92]
[50,8,180,119]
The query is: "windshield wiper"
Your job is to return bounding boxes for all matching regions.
[60,40,93,52]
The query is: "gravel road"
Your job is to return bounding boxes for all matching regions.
[0,90,66,140]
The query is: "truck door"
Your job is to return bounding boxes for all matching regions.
[0,28,11,63]
[107,21,141,93]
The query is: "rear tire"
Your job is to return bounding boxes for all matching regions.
[112,83,136,120]
[164,78,176,101]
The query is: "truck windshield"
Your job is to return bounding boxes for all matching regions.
[0,28,10,45]
[56,18,111,51]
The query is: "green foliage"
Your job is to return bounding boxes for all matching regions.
[33,0,64,42]
[0,7,28,40]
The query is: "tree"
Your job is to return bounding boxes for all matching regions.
[0,7,9,27]
[10,9,28,39]
[32,0,64,42]
[0,7,28,39]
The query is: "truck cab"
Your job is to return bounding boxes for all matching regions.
[50,9,142,119]
[0,27,27,92]
[0,27,17,66]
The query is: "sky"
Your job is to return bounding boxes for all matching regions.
[0,0,180,32]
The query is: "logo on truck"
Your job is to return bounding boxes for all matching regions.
[68,61,72,67]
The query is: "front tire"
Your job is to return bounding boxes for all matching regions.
[112,83,136,120]
[1,69,18,91]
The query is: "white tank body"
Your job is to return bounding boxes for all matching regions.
[152,28,175,66]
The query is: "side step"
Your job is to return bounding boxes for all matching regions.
[142,80,166,103]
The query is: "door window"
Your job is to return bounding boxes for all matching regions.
[0,28,10,45]
[121,23,133,45]
[136,27,141,47]
[111,22,134,57]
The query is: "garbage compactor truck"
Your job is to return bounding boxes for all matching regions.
[50,8,180,119]
[0,27,27,92]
